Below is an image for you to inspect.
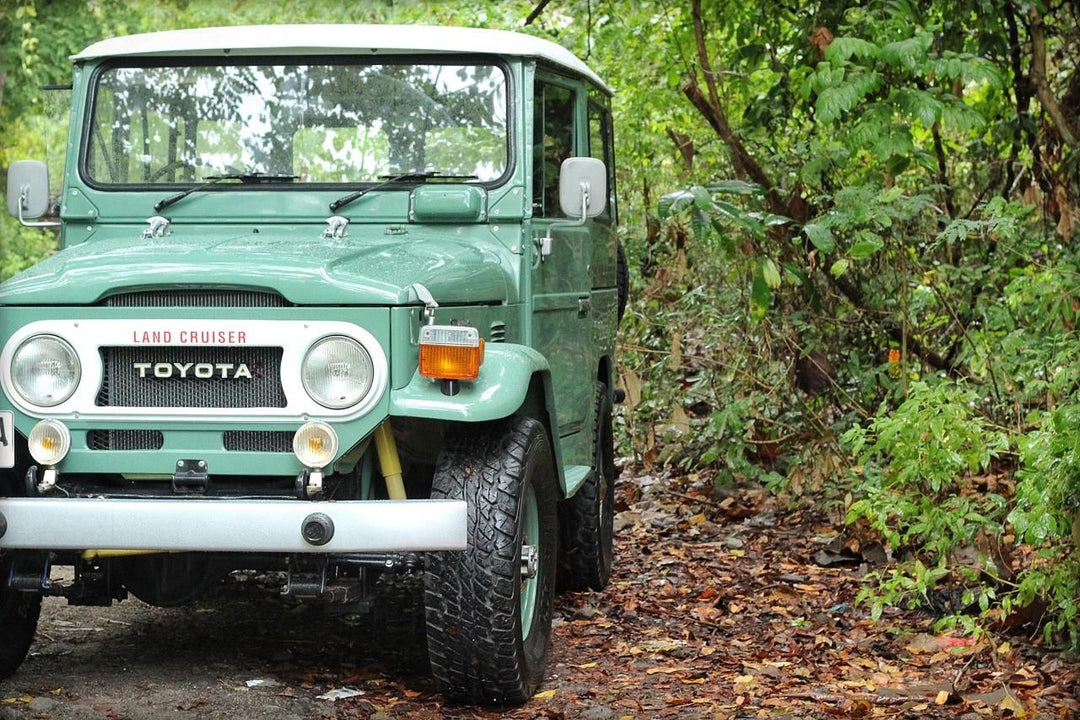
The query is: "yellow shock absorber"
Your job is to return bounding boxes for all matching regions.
[374,420,407,500]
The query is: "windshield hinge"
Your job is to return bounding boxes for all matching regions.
[142,215,171,238]
[323,215,349,239]
[410,283,439,325]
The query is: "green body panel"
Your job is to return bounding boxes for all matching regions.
[409,186,487,223]
[0,225,514,308]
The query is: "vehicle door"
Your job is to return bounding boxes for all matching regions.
[530,74,595,462]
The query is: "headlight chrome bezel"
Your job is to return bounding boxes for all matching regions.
[301,335,376,410]
[11,334,82,408]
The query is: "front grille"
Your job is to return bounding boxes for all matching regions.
[87,429,164,451]
[224,431,293,453]
[97,347,286,408]
[102,290,289,308]
[490,321,507,343]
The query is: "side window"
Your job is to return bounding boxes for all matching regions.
[532,80,575,218]
[588,98,616,224]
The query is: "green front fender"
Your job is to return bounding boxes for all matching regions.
[388,344,551,422]
[387,344,586,499]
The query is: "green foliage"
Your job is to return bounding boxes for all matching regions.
[0,208,54,280]
[843,382,1013,627]
[609,0,1078,646]
[844,381,1009,547]
[1006,407,1080,647]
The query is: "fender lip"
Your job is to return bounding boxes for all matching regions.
[388,343,549,422]
[0,497,466,553]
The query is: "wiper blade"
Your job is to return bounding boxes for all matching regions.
[328,171,479,213]
[153,172,298,213]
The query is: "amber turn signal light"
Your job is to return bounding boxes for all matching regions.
[418,325,485,381]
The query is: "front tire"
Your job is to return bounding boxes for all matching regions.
[0,558,41,679]
[424,417,557,705]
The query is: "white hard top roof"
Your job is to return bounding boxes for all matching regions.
[73,24,610,94]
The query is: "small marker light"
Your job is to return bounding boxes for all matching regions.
[28,419,71,466]
[293,421,339,469]
[418,325,485,381]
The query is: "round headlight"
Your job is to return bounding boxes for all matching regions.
[293,421,339,468]
[301,336,374,409]
[12,335,81,407]
[28,419,71,466]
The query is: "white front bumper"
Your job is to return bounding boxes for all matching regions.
[0,498,466,553]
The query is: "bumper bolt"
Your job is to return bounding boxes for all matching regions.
[301,512,335,546]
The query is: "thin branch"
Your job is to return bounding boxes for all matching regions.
[932,123,957,222]
[680,79,787,218]
[690,0,723,123]
[1028,4,1079,146]
[666,127,695,173]
[524,0,554,26]
[829,272,955,374]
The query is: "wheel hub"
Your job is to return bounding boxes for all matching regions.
[520,544,538,579]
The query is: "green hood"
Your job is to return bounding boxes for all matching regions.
[0,224,512,306]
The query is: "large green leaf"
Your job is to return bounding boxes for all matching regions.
[803,223,835,254]
[824,36,881,63]
[750,262,770,321]
[658,190,694,219]
[707,180,759,195]
[850,232,884,259]
[762,257,782,288]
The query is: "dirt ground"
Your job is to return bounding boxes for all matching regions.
[1,469,1077,719]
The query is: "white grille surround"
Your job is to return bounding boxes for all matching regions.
[0,319,388,423]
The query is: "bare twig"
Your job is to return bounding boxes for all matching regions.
[659,488,729,509]
[780,691,920,706]
[1028,4,1079,146]
[524,0,554,26]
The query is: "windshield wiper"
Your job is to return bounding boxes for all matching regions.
[328,171,479,213]
[154,172,298,213]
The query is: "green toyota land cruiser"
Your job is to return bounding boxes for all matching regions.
[0,24,626,705]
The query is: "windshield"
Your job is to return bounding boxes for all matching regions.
[84,59,509,186]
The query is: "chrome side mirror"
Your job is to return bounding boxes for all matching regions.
[558,157,607,219]
[6,160,58,227]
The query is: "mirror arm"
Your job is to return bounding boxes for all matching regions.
[539,183,590,261]
[16,184,60,229]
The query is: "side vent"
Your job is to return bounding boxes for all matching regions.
[489,321,507,343]
[87,430,164,451]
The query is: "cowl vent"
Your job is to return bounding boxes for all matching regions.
[101,290,290,308]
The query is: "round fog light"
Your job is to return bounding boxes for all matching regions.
[293,421,338,469]
[28,420,71,466]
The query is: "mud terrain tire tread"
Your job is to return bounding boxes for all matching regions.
[424,416,557,705]
[616,241,629,322]
[558,382,616,591]
[0,571,41,679]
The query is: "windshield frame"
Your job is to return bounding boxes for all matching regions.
[78,53,516,193]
